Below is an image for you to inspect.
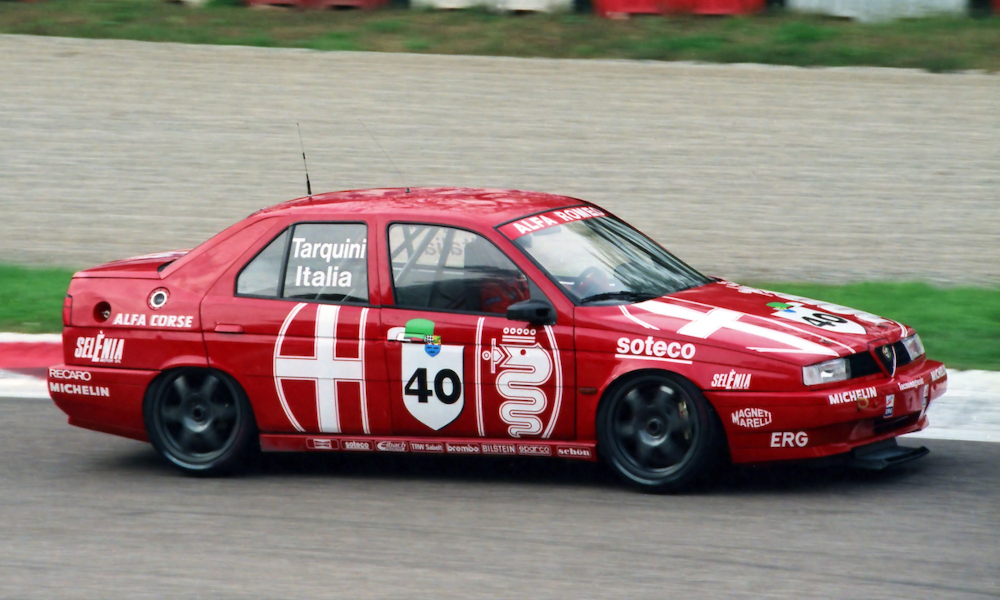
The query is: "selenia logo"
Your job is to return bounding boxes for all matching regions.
[616,337,696,361]
[74,332,124,364]
[711,370,752,390]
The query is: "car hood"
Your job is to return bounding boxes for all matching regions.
[605,281,910,365]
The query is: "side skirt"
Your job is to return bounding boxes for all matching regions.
[259,434,598,462]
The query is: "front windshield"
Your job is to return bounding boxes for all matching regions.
[510,215,710,304]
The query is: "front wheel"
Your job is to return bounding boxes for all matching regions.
[597,373,722,493]
[144,368,257,476]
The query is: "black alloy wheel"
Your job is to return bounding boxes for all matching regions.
[145,368,256,475]
[597,373,722,493]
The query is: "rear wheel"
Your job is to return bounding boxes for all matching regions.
[144,368,256,476]
[597,372,722,493]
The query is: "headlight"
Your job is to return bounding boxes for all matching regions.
[803,358,850,386]
[901,334,925,361]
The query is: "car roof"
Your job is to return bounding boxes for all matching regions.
[254,187,590,228]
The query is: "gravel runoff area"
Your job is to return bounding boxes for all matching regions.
[0,34,998,284]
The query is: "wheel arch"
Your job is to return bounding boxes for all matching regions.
[594,367,731,477]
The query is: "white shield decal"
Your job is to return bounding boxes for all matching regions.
[402,344,464,431]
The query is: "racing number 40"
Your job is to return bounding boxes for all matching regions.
[404,368,461,405]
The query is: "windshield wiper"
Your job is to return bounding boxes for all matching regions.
[579,291,660,305]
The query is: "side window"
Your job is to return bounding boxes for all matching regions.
[236,229,289,297]
[389,224,543,314]
[283,223,369,304]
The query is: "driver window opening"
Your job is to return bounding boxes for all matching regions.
[388,224,544,314]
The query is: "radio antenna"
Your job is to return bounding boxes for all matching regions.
[359,119,409,194]
[296,123,312,199]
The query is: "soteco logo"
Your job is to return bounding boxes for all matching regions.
[556,447,592,459]
[770,432,808,448]
[616,337,696,361]
[49,368,92,382]
[74,332,124,364]
[376,441,408,453]
[342,440,372,451]
[828,386,877,406]
[712,370,752,390]
[517,444,551,456]
[445,443,480,454]
[731,407,772,429]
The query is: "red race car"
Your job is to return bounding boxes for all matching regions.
[49,188,947,491]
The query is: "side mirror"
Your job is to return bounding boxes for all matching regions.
[506,299,557,326]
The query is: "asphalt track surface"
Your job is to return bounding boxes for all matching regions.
[2,396,998,599]
[2,35,999,284]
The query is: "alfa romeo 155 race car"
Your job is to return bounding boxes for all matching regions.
[49,188,947,491]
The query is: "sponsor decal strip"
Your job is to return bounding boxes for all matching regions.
[258,435,597,461]
[500,206,607,239]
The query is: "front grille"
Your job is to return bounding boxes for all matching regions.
[875,344,897,376]
[846,342,910,381]
[847,351,881,379]
[892,341,913,367]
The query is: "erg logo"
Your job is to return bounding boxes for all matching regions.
[616,336,696,361]
[770,431,808,448]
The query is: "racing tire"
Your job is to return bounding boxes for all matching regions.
[597,372,722,493]
[144,368,257,476]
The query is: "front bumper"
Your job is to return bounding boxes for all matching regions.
[707,359,947,464]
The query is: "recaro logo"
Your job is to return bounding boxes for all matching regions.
[616,336,696,361]
[49,368,92,382]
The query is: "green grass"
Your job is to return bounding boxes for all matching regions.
[756,282,1000,371]
[0,0,999,72]
[0,265,75,335]
[1,264,996,369]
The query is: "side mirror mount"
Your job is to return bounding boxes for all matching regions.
[506,299,557,326]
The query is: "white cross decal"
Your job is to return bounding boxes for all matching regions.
[274,303,369,433]
[634,300,838,357]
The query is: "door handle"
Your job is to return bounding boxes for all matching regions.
[214,324,244,334]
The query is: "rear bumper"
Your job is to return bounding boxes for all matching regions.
[708,359,946,464]
[47,364,157,442]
